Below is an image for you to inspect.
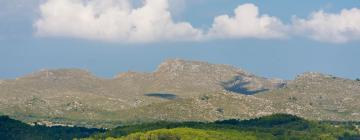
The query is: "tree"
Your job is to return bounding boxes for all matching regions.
[356,78,360,81]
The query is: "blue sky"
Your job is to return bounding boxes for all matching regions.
[1,0,360,80]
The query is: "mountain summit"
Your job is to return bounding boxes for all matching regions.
[0,59,359,128]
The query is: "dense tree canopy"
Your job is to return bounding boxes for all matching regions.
[0,116,104,140]
[84,114,360,140]
[1,114,359,140]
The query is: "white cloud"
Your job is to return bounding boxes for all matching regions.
[293,8,360,43]
[35,1,360,44]
[207,3,288,39]
[168,0,186,17]
[35,1,290,43]
[34,0,203,43]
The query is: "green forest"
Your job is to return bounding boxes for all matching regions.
[83,114,360,140]
[1,114,360,140]
[0,116,104,140]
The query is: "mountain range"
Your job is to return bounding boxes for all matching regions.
[0,59,359,128]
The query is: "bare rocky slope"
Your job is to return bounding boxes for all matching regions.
[0,59,359,128]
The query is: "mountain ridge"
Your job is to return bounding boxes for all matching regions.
[0,59,359,128]
[3,59,277,81]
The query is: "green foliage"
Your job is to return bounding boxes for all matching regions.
[200,95,210,101]
[109,128,260,140]
[288,96,298,101]
[216,114,304,127]
[356,78,360,81]
[86,114,360,140]
[0,116,104,140]
[2,114,360,140]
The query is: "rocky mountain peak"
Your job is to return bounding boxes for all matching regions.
[114,71,149,79]
[156,59,205,73]
[155,59,251,76]
[21,69,96,80]
[295,72,335,81]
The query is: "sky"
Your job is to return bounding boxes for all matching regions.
[1,0,360,80]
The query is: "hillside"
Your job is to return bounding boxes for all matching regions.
[117,72,360,123]
[0,59,359,127]
[256,72,360,121]
[116,93,275,123]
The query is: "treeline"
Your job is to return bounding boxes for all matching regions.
[84,114,360,140]
[99,128,267,140]
[1,114,360,140]
[0,116,104,140]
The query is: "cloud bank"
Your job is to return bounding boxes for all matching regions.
[35,0,202,42]
[208,4,287,39]
[293,8,360,43]
[34,0,360,43]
